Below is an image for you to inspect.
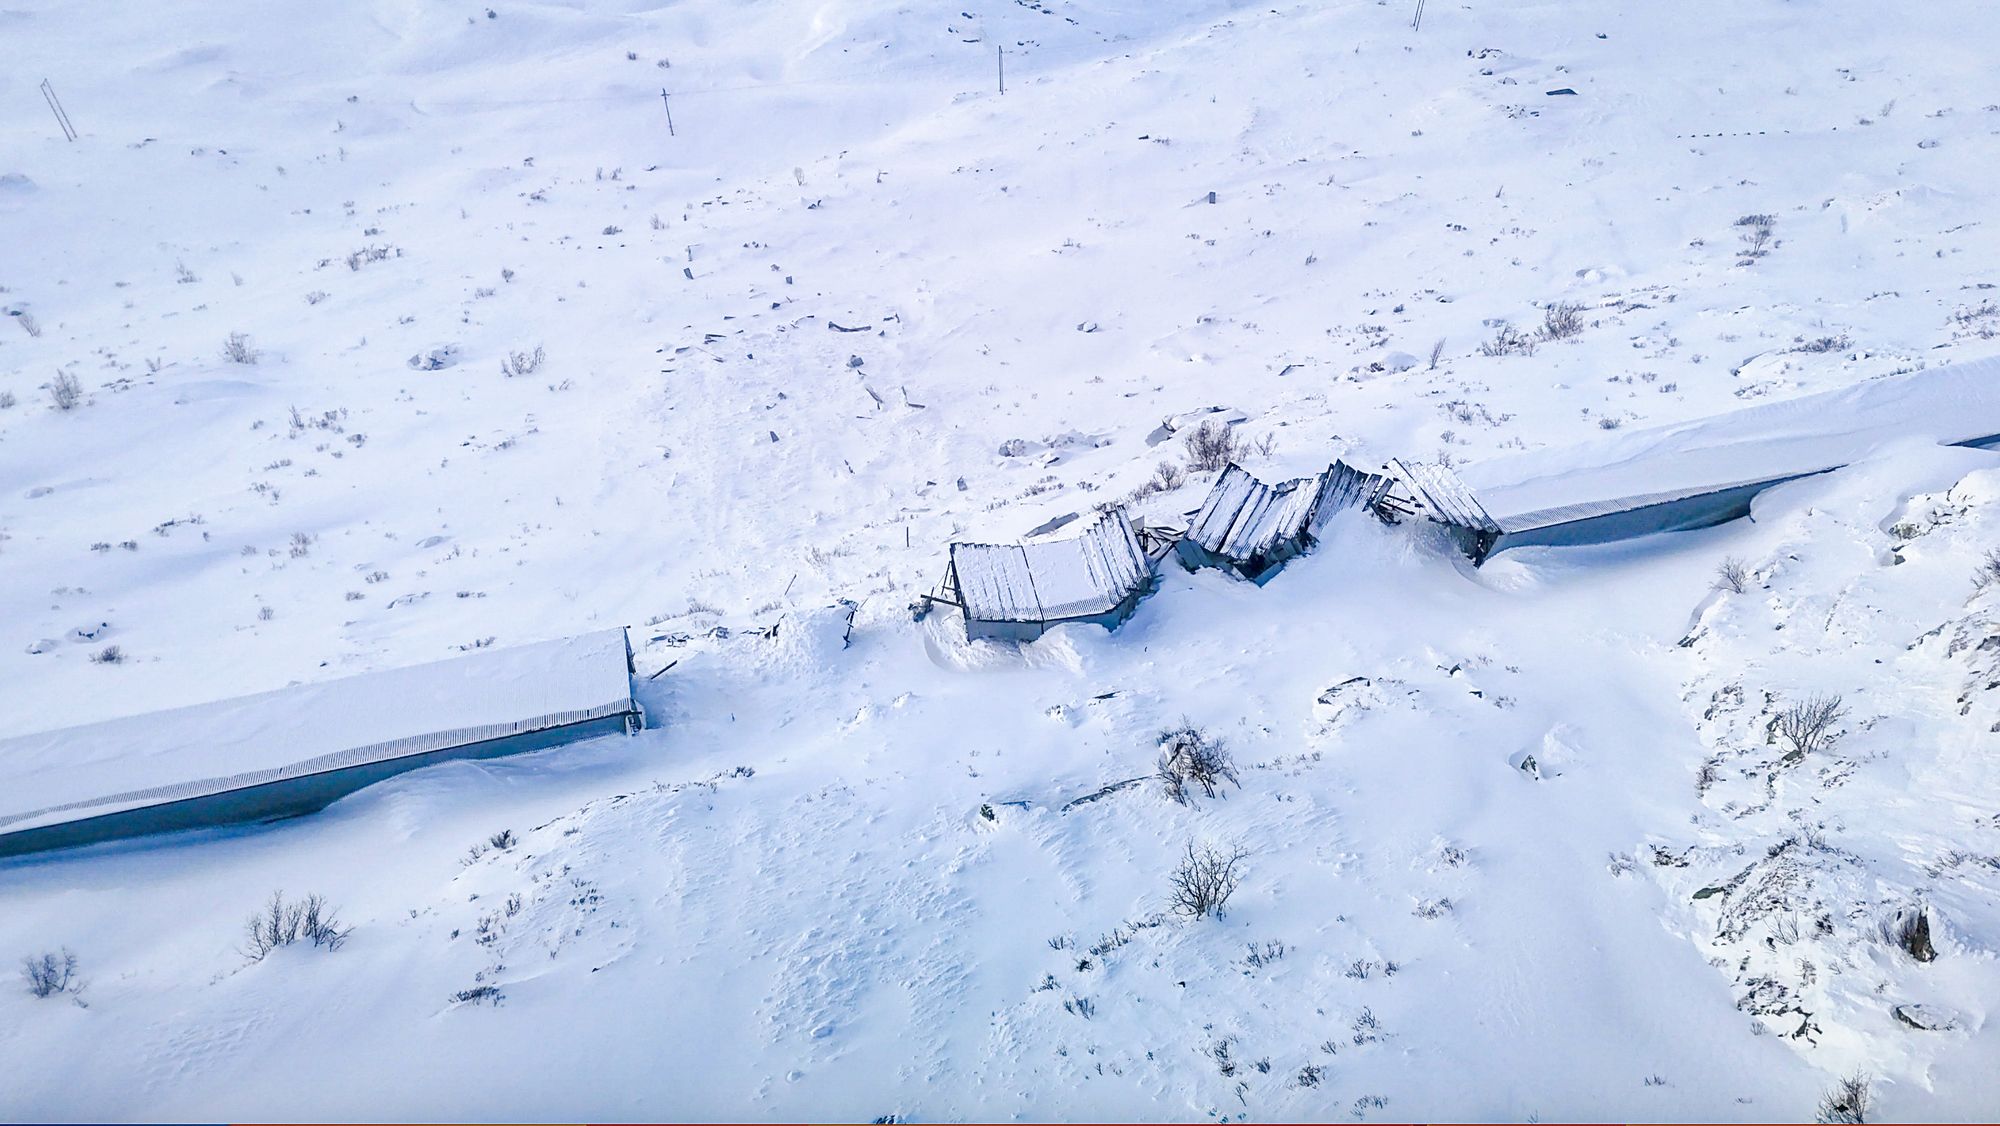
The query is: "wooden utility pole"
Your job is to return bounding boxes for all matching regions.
[40,79,77,142]
[659,88,675,137]
[997,45,1006,95]
[1411,0,1426,31]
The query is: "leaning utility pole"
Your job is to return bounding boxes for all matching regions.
[1411,0,1426,31]
[40,79,77,142]
[659,87,675,137]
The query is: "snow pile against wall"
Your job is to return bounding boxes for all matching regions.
[1467,356,2000,527]
[0,629,640,853]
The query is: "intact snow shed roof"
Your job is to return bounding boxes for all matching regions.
[1465,356,2000,527]
[0,629,641,858]
[950,508,1151,625]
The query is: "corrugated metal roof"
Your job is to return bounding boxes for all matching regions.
[950,509,1150,624]
[1385,458,1501,533]
[1186,465,1325,562]
[1322,459,1395,515]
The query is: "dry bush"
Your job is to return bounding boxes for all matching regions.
[244,891,350,960]
[1157,725,1237,805]
[1183,419,1243,472]
[20,949,78,998]
[500,345,545,378]
[1478,322,1537,357]
[1773,694,1846,760]
[1170,842,1247,919]
[1817,1072,1871,1124]
[1715,556,1749,594]
[1972,549,2000,593]
[48,371,82,410]
[223,332,260,364]
[1737,213,1777,260]
[1539,300,1586,341]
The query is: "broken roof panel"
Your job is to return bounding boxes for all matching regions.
[1384,458,1501,533]
[1186,464,1325,562]
[950,508,1150,624]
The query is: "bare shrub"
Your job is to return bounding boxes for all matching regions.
[1792,334,1851,354]
[1151,460,1186,492]
[47,371,81,410]
[345,245,392,270]
[500,345,545,378]
[89,645,124,665]
[1882,908,1937,963]
[243,891,350,961]
[1737,214,1776,260]
[1773,694,1846,761]
[304,290,329,305]
[1971,549,2000,592]
[1817,1072,1871,1124]
[21,949,78,998]
[1156,725,1237,805]
[1183,419,1243,472]
[1478,322,1537,357]
[488,829,516,850]
[1539,300,1586,341]
[1715,557,1749,594]
[223,332,260,364]
[1428,337,1445,370]
[1169,842,1247,919]
[451,984,502,1005]
[289,532,313,558]
[15,311,40,337]
[0,390,15,410]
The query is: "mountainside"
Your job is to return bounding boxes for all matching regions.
[3,0,1999,1119]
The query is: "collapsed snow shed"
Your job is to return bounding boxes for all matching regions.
[1177,461,1392,582]
[1466,355,2000,557]
[938,508,1156,642]
[1379,458,1504,563]
[0,629,644,861]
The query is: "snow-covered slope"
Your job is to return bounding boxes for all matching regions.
[4,0,2000,1119]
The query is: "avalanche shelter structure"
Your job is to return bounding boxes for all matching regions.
[1398,357,2000,561]
[0,629,643,860]
[936,508,1157,642]
[1178,461,1392,582]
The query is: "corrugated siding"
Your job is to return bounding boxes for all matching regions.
[952,509,1149,624]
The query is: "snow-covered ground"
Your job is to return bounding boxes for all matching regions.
[4,0,2000,1119]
